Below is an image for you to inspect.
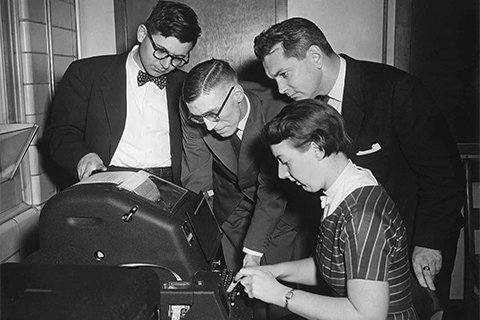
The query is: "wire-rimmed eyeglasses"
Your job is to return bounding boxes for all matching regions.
[189,86,235,125]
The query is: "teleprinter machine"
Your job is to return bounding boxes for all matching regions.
[37,170,222,280]
[25,170,253,319]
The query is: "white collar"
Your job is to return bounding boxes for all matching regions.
[236,94,251,139]
[127,45,143,74]
[321,159,378,219]
[327,56,346,104]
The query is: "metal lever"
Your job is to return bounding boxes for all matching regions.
[122,205,139,222]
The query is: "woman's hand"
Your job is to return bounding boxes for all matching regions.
[235,266,289,306]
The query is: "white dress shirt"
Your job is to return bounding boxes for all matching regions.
[110,45,171,168]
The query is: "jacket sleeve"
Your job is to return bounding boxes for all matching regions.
[392,75,465,250]
[180,102,214,194]
[243,156,288,253]
[43,61,94,178]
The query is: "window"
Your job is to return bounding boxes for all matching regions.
[0,0,78,221]
[0,0,30,220]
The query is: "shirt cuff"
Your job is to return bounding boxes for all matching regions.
[242,247,264,257]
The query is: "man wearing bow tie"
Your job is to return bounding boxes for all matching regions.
[44,1,201,185]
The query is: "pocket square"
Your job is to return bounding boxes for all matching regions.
[356,143,381,156]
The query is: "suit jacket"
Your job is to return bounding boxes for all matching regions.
[181,81,304,253]
[44,51,185,185]
[340,54,465,251]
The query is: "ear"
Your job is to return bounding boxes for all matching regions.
[232,83,244,103]
[137,24,147,43]
[307,45,325,70]
[310,141,325,160]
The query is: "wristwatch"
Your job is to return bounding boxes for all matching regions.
[284,289,295,309]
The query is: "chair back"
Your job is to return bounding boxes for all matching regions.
[410,274,444,320]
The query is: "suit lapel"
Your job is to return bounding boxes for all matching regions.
[205,134,238,173]
[341,55,365,150]
[101,52,129,160]
[165,70,185,182]
[203,90,265,176]
[237,91,263,178]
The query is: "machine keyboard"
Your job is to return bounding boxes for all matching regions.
[217,267,239,303]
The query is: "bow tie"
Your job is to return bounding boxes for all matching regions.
[137,70,167,89]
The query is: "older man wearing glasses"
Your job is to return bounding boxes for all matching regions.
[181,59,320,292]
[44,1,201,185]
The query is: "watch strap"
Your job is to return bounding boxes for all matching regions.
[284,289,295,308]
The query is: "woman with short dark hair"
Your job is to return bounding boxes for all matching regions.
[233,99,418,320]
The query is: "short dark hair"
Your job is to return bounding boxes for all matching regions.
[261,99,351,157]
[254,17,334,60]
[182,59,237,103]
[145,1,201,46]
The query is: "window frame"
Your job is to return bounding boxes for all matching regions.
[0,0,35,221]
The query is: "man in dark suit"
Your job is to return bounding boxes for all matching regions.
[181,59,318,276]
[44,1,201,185]
[253,17,465,311]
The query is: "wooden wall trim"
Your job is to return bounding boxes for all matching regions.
[394,0,412,72]
[113,0,127,53]
[275,0,287,23]
[382,0,389,64]
[114,0,288,54]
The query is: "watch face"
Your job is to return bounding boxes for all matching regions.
[286,289,295,300]
[285,289,295,308]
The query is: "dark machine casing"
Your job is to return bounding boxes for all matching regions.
[159,270,253,320]
[38,172,223,281]
[1,263,160,320]
[31,172,253,320]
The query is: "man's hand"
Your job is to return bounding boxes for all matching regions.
[243,253,262,268]
[412,246,442,291]
[77,152,107,180]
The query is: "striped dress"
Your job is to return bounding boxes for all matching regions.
[316,185,418,320]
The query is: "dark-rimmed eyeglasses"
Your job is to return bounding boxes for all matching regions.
[189,86,235,124]
[146,30,189,68]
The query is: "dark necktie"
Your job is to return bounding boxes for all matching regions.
[230,134,242,158]
[137,70,167,89]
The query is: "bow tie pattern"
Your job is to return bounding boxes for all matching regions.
[137,70,167,89]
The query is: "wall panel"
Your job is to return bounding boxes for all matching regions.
[115,0,286,81]
[288,0,388,63]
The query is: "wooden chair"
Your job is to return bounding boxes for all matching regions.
[458,143,480,320]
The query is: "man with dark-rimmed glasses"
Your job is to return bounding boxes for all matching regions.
[44,1,201,185]
[188,86,234,126]
[145,28,190,69]
[181,60,320,311]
